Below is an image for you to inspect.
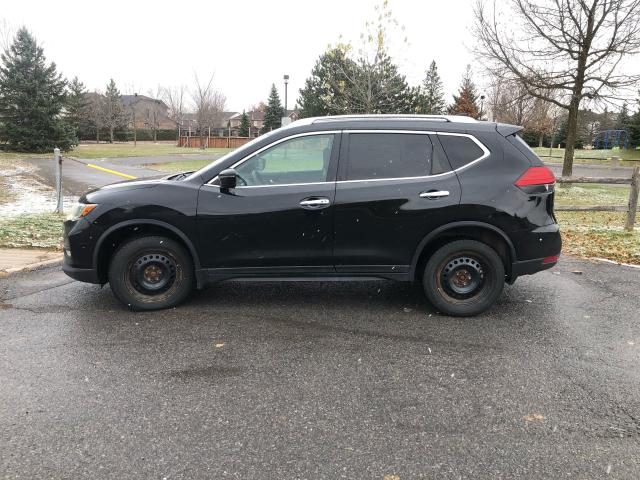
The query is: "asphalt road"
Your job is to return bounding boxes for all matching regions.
[26,153,226,196]
[1,256,640,479]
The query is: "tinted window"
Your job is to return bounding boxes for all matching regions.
[235,134,334,186]
[430,135,452,175]
[438,134,485,169]
[508,134,541,164]
[346,133,432,180]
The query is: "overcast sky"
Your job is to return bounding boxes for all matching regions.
[2,0,639,113]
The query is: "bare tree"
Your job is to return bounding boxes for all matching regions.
[0,19,14,53]
[161,85,187,142]
[86,91,104,143]
[190,74,226,149]
[145,86,165,143]
[474,0,640,176]
[488,75,560,146]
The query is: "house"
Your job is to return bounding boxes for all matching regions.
[178,111,239,137]
[122,94,175,130]
[228,109,299,137]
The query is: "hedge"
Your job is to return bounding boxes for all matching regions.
[78,128,177,142]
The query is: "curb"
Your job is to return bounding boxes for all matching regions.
[589,257,640,269]
[0,256,63,277]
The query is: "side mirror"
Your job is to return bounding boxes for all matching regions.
[219,168,237,190]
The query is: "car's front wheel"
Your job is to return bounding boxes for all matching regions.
[422,239,505,317]
[108,235,194,311]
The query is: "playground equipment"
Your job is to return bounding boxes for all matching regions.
[593,129,629,149]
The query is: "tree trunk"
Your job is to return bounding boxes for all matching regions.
[109,127,114,144]
[538,133,544,147]
[153,128,157,143]
[562,97,580,178]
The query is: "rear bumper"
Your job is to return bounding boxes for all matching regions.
[511,256,558,278]
[62,255,100,284]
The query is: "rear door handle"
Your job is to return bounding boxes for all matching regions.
[299,197,331,209]
[420,190,450,199]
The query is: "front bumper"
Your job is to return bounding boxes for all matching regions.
[62,255,100,283]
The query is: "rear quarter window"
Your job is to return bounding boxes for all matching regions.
[507,134,542,165]
[438,134,486,170]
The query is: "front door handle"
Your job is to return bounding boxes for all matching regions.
[299,197,331,209]
[420,190,450,199]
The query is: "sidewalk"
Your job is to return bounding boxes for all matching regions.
[0,248,62,276]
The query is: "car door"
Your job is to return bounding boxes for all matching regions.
[196,131,340,272]
[333,130,462,275]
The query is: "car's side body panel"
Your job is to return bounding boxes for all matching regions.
[62,116,561,296]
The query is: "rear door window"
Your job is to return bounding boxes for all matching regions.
[345,133,432,181]
[438,134,486,170]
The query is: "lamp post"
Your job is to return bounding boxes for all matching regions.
[131,92,138,147]
[283,74,289,116]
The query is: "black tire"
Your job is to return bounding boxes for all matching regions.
[108,235,193,311]
[422,240,505,317]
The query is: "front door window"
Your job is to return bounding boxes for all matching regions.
[235,134,334,186]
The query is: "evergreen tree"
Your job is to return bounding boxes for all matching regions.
[553,118,568,147]
[262,84,284,132]
[102,79,127,143]
[627,99,640,148]
[616,103,631,131]
[349,51,417,114]
[239,110,250,137]
[298,47,357,118]
[449,65,480,119]
[65,76,88,140]
[0,28,74,152]
[419,60,446,114]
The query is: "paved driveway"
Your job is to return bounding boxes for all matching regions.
[1,256,639,478]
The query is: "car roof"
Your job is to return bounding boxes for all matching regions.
[283,114,501,134]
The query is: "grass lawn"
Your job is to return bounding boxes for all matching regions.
[533,146,640,165]
[554,183,631,206]
[0,213,64,249]
[557,211,639,264]
[149,159,214,173]
[69,142,232,159]
[553,183,639,264]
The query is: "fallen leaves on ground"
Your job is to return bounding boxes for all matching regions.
[523,413,545,422]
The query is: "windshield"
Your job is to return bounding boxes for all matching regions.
[185,129,281,181]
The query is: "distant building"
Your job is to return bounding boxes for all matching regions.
[228,109,299,137]
[122,94,175,130]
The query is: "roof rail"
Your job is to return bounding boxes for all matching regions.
[311,114,478,124]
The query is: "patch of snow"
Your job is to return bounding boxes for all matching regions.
[1,173,77,218]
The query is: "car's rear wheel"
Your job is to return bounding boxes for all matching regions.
[422,239,504,317]
[108,235,193,311]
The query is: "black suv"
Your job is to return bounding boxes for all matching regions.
[63,115,561,316]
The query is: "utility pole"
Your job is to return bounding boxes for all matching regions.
[282,74,290,126]
[131,92,138,147]
[54,147,63,213]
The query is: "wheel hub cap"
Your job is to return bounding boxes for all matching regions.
[130,254,176,294]
[442,256,484,297]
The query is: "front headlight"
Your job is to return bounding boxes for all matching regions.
[67,203,97,221]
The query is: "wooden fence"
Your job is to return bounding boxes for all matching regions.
[556,166,640,231]
[178,136,251,149]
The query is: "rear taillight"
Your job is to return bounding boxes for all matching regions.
[515,167,556,187]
